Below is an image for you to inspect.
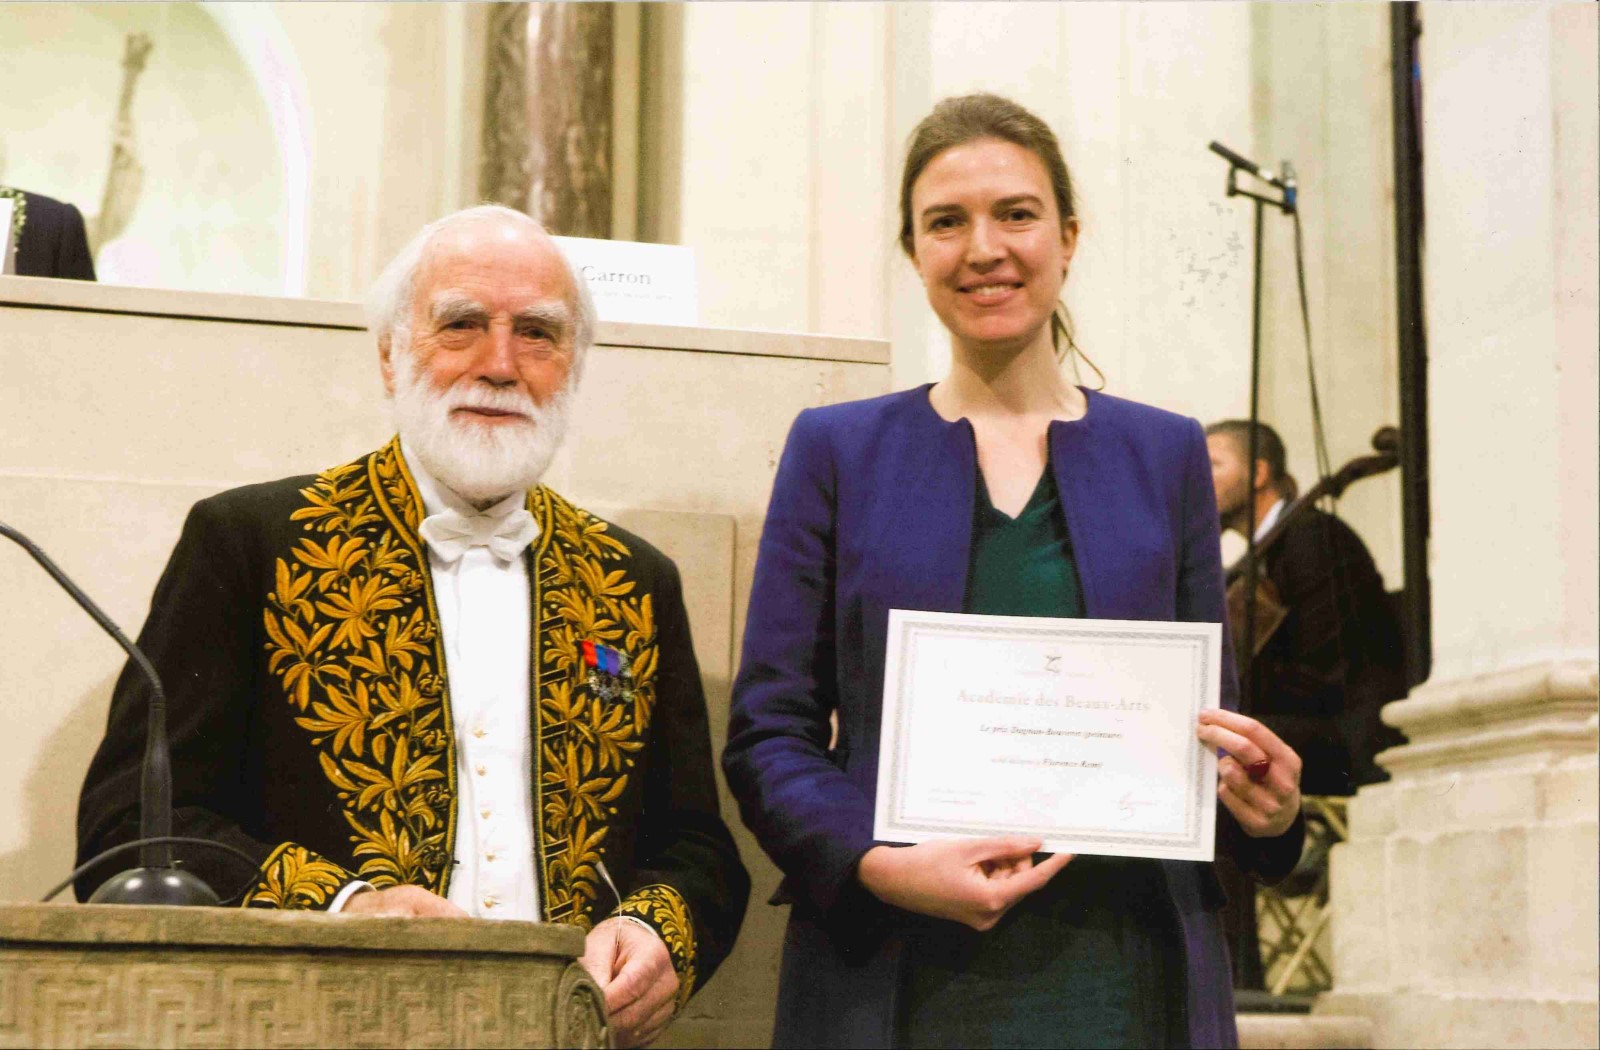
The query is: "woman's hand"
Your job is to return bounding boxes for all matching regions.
[856,837,1073,930]
[1197,708,1303,838]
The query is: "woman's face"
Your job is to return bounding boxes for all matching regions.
[909,137,1078,356]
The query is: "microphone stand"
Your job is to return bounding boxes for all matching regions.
[1208,142,1298,708]
[1,520,218,905]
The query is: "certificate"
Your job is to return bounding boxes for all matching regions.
[874,609,1220,862]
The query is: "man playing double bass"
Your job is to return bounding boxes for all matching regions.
[1204,419,1406,988]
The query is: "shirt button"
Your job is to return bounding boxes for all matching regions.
[472,727,486,739]
[480,807,491,819]
[485,851,497,862]
[483,896,498,909]
[475,764,487,776]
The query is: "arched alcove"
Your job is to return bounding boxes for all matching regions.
[0,2,294,295]
[198,1,311,296]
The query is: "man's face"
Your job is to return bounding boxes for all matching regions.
[1207,433,1253,522]
[385,218,578,412]
[382,217,582,504]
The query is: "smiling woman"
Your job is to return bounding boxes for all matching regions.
[723,93,1308,1050]
[908,138,1076,364]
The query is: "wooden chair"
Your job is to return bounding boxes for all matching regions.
[1257,795,1347,995]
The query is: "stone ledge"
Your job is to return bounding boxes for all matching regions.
[1238,1013,1372,1049]
[0,902,586,957]
[0,274,891,364]
[1318,990,1599,1050]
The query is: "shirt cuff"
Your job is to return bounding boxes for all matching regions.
[327,880,375,913]
[611,913,662,939]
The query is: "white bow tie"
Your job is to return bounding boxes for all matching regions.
[419,505,539,566]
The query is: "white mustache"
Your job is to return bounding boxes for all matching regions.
[390,346,572,502]
[443,384,540,419]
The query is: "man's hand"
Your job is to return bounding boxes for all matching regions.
[856,837,1074,931]
[1198,707,1304,838]
[339,885,468,917]
[579,917,678,1048]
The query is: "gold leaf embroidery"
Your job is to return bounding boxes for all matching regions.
[534,490,659,925]
[264,439,455,894]
[615,884,698,1005]
[243,844,350,910]
[263,441,664,927]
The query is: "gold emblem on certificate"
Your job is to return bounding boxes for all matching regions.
[874,609,1221,862]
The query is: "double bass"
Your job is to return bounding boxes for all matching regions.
[1225,426,1400,668]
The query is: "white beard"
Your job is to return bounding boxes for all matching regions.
[390,349,571,505]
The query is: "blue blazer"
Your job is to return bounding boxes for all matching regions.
[723,386,1303,1048]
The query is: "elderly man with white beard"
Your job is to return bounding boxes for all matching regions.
[75,206,749,1048]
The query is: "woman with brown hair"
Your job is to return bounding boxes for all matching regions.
[724,93,1305,1048]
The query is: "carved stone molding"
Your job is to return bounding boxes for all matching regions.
[1377,657,1599,774]
[556,961,610,1049]
[1329,654,1599,1048]
[0,904,606,1049]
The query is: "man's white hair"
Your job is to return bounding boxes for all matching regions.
[365,204,597,376]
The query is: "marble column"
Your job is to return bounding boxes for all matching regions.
[1318,5,1599,1047]
[478,2,534,210]
[528,3,613,238]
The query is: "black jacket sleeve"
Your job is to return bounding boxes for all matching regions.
[611,557,750,1003]
[75,496,358,906]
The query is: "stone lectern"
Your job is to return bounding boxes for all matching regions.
[0,904,608,1048]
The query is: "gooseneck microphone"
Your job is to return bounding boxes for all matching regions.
[1208,140,1294,192]
[1,519,220,905]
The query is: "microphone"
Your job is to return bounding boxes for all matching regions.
[1208,140,1291,192]
[1,519,219,905]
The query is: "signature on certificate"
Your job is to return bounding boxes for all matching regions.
[1118,792,1157,822]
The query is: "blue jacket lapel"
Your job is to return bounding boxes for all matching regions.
[1050,394,1108,619]
[888,411,976,615]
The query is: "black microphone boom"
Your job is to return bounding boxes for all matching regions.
[1208,140,1263,177]
[1,519,218,905]
[1209,140,1292,193]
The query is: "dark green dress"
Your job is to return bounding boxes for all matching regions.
[896,465,1190,1050]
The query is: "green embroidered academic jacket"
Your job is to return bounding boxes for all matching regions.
[76,438,748,1000]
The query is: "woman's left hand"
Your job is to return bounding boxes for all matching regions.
[1196,708,1302,839]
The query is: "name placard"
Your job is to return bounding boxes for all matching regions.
[553,236,698,326]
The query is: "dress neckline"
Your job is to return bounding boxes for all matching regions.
[915,381,1097,431]
[976,462,1055,525]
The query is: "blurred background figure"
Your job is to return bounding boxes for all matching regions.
[0,32,151,283]
[0,183,97,281]
[1205,418,1407,993]
[1206,418,1406,797]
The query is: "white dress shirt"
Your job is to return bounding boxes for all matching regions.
[1255,498,1286,542]
[406,443,541,921]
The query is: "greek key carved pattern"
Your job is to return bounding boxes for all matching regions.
[0,947,592,1049]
